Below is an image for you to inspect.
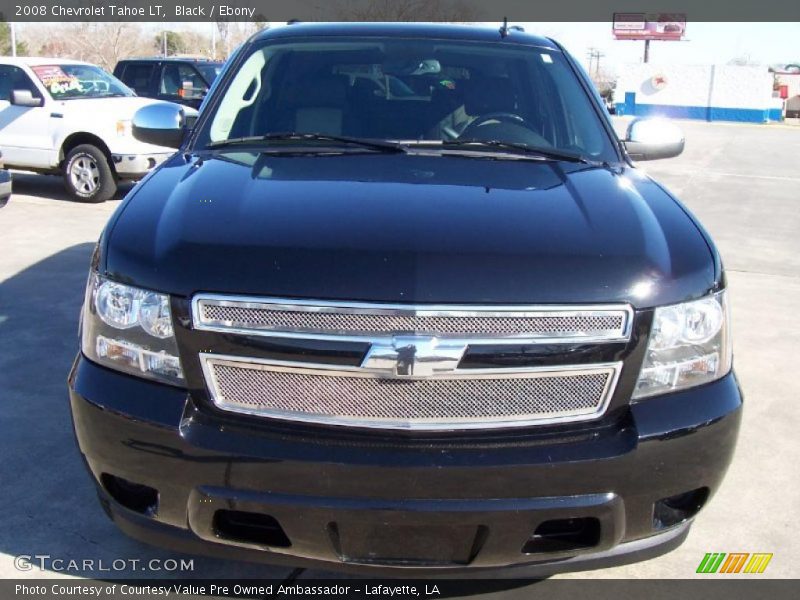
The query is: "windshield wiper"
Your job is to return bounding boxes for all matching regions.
[438,139,596,164]
[206,132,408,153]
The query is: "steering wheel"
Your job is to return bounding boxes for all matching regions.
[459,112,539,139]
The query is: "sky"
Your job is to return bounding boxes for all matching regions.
[524,22,800,71]
[19,21,800,72]
[263,21,800,71]
[259,21,800,70]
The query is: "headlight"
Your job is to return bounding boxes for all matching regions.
[81,274,184,385]
[633,290,731,399]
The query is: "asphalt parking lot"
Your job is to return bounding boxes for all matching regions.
[1,119,798,587]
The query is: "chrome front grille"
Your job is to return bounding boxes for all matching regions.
[193,296,632,343]
[192,295,631,431]
[200,355,621,430]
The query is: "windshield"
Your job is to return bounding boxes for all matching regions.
[196,37,616,162]
[31,64,133,100]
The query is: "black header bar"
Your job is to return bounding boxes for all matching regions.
[1,0,799,23]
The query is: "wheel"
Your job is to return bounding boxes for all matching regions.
[460,112,533,138]
[63,144,117,203]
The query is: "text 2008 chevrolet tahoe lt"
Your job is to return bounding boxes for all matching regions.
[68,23,741,576]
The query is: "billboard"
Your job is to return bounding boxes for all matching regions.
[613,13,687,41]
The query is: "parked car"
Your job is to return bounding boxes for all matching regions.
[69,23,741,576]
[0,151,10,208]
[114,57,223,110]
[0,58,178,202]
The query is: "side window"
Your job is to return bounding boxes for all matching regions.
[0,65,42,102]
[120,63,155,94]
[0,66,15,101]
[208,49,266,141]
[160,64,208,99]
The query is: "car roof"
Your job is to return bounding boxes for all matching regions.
[254,22,558,49]
[0,57,92,67]
[118,57,224,64]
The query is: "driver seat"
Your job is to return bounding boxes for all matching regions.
[463,77,517,117]
[291,74,348,135]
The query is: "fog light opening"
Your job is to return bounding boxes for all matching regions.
[653,487,709,529]
[100,473,158,516]
[213,510,291,548]
[522,517,601,554]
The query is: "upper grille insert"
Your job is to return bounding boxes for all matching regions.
[193,296,631,342]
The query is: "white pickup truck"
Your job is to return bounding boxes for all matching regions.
[0,57,179,202]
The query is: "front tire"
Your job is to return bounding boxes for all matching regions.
[63,144,117,203]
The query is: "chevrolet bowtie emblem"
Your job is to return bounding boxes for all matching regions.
[361,336,467,377]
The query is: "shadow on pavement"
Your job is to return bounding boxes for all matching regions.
[0,243,288,579]
[0,243,545,594]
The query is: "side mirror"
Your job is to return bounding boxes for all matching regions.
[11,90,43,107]
[132,103,188,149]
[623,118,684,161]
[181,81,208,101]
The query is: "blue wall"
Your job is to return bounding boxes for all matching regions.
[616,94,781,123]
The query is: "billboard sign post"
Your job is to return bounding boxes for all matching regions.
[613,13,687,63]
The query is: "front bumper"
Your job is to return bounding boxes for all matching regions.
[68,355,742,576]
[111,152,173,179]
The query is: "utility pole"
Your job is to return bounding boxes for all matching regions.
[586,48,605,76]
[163,31,167,58]
[594,50,605,75]
[643,39,650,63]
[211,24,216,59]
[10,22,16,57]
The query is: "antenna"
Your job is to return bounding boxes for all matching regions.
[499,17,509,38]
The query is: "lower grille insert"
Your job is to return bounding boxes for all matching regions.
[200,355,620,430]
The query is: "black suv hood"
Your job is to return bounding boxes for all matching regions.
[104,152,717,308]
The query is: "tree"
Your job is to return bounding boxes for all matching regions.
[213,21,268,59]
[62,23,149,71]
[340,0,480,21]
[155,31,187,57]
[0,22,28,56]
[214,21,232,59]
[180,30,213,58]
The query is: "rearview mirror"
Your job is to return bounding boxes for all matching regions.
[623,118,684,161]
[383,58,441,77]
[411,59,441,75]
[132,103,188,149]
[11,90,43,107]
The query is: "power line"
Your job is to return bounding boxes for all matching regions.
[586,47,605,75]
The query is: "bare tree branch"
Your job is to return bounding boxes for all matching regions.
[31,23,149,71]
[339,0,480,22]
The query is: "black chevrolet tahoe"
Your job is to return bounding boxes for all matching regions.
[69,23,742,576]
